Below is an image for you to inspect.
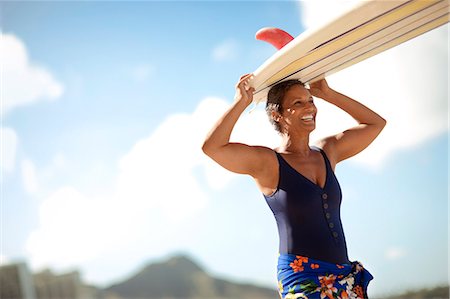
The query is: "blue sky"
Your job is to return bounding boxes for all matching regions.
[1,1,448,297]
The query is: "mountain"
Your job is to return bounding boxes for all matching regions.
[103,255,278,299]
[102,254,448,299]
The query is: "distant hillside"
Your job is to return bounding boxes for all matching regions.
[103,255,277,299]
[374,285,449,299]
[102,254,448,299]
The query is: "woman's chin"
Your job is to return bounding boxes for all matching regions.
[302,123,316,131]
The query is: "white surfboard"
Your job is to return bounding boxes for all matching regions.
[250,0,449,103]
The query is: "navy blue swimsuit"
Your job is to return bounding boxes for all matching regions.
[264,146,350,264]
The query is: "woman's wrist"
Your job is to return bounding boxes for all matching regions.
[319,88,342,102]
[233,96,252,110]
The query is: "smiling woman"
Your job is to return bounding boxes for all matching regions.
[202,73,385,299]
[265,79,313,133]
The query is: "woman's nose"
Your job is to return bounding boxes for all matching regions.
[305,102,316,111]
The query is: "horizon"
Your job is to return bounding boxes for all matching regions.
[3,252,449,299]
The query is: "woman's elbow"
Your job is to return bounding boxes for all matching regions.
[372,114,386,128]
[374,117,387,135]
[202,139,218,157]
[202,140,212,156]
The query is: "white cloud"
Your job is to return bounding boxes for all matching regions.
[299,2,448,167]
[1,127,18,173]
[26,97,247,282]
[1,33,64,116]
[385,247,407,260]
[116,114,208,221]
[26,187,116,269]
[300,0,359,30]
[21,159,38,194]
[212,39,239,62]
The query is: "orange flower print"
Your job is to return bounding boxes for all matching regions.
[289,256,309,273]
[336,264,345,269]
[290,259,304,272]
[340,290,349,299]
[310,263,319,269]
[319,274,336,288]
[353,285,364,298]
[297,255,308,263]
[318,274,337,299]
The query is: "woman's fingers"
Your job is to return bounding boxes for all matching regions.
[237,73,254,90]
[309,78,332,100]
[234,73,255,105]
[238,74,252,85]
[239,73,252,80]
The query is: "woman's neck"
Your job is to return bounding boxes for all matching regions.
[278,132,311,156]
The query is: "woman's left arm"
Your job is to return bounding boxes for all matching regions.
[310,79,387,164]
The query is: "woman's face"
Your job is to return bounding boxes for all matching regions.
[279,84,317,133]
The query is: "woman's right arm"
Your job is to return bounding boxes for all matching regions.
[202,74,273,177]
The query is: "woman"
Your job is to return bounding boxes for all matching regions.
[202,73,386,299]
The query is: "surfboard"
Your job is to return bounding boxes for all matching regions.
[250,0,449,103]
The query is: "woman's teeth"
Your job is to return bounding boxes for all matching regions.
[301,115,314,121]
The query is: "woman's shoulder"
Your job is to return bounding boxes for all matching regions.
[250,145,277,153]
[313,139,338,169]
[250,145,279,161]
[249,146,281,173]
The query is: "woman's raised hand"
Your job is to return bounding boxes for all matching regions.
[308,78,332,99]
[234,73,255,106]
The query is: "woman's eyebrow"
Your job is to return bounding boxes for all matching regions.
[293,97,311,101]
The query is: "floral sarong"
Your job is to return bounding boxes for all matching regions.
[277,254,374,299]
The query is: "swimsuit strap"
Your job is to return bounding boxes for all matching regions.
[311,146,332,172]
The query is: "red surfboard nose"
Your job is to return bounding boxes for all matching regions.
[255,27,294,50]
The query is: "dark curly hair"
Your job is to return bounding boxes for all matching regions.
[265,79,305,133]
